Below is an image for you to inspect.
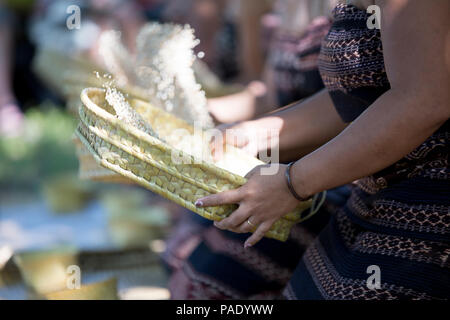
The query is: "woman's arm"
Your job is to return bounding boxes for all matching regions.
[213,89,347,162]
[207,81,267,124]
[291,0,450,198]
[197,0,450,247]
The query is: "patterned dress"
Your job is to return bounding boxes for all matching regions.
[283,3,450,300]
[168,209,333,299]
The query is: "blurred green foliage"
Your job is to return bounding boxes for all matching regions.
[0,107,79,190]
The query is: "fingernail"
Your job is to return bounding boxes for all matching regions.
[244,242,252,249]
[195,200,203,207]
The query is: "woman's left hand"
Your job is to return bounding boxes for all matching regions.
[195,164,301,248]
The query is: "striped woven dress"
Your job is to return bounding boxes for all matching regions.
[283,3,450,300]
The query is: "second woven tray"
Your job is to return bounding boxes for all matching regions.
[76,88,315,241]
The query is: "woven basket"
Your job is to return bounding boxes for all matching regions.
[33,48,241,112]
[43,278,118,300]
[34,49,247,183]
[13,248,78,295]
[73,134,132,183]
[33,48,103,99]
[76,88,318,241]
[42,173,94,213]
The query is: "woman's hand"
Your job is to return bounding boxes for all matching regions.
[208,81,269,124]
[195,163,302,248]
[211,119,280,161]
[210,89,347,163]
[211,121,256,159]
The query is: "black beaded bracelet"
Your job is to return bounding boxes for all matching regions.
[285,162,312,202]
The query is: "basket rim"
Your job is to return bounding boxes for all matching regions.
[80,87,249,185]
[76,120,224,194]
[76,88,317,240]
[75,128,239,222]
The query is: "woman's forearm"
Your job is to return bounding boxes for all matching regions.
[208,87,258,124]
[252,89,347,161]
[292,88,449,198]
[290,0,450,197]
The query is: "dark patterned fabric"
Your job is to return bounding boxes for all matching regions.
[318,3,391,122]
[269,16,331,106]
[161,211,209,272]
[169,208,332,299]
[284,3,450,300]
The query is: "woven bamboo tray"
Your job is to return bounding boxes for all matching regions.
[33,48,103,98]
[73,134,132,184]
[43,278,118,300]
[76,88,318,241]
[34,49,246,183]
[33,48,240,113]
[13,248,78,295]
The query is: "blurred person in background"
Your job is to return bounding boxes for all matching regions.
[208,0,339,124]
[29,0,148,66]
[0,0,38,136]
[163,0,229,78]
[163,0,274,82]
[0,0,150,137]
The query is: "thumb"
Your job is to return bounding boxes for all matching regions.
[210,123,249,161]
